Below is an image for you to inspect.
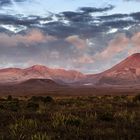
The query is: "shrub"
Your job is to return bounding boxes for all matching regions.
[64,115,82,127]
[52,113,82,128]
[29,96,54,103]
[26,102,39,111]
[29,96,44,102]
[7,95,13,101]
[43,96,54,103]
[114,110,136,124]
[7,101,20,112]
[31,132,51,140]
[133,94,140,102]
[113,96,122,101]
[0,104,5,110]
[97,111,114,122]
[9,118,38,140]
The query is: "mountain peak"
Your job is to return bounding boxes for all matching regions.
[129,53,140,59]
[28,65,49,71]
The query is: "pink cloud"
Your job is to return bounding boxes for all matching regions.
[73,55,95,64]
[0,29,56,47]
[96,34,129,59]
[66,35,87,49]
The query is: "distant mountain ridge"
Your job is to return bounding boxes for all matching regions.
[0,65,85,85]
[0,53,140,86]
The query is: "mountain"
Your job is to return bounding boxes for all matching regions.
[19,79,60,87]
[0,53,140,86]
[0,53,140,96]
[0,65,85,85]
[82,53,140,86]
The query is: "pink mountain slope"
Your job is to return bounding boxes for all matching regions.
[88,53,140,85]
[0,53,140,86]
[0,65,85,85]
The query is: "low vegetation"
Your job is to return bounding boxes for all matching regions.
[0,94,139,140]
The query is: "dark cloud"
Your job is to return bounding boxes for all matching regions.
[79,5,114,13]
[102,20,136,28]
[0,7,138,40]
[59,11,93,23]
[0,14,41,26]
[130,12,140,21]
[99,14,129,20]
[0,0,25,6]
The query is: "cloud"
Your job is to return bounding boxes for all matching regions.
[78,5,114,13]
[95,32,140,60]
[0,14,40,26]
[131,32,140,47]
[97,34,129,59]
[66,35,87,49]
[99,14,129,20]
[0,5,138,39]
[128,32,140,54]
[130,12,140,21]
[73,55,95,64]
[102,20,136,29]
[0,29,56,46]
[0,0,25,6]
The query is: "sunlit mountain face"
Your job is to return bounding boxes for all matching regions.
[0,0,140,73]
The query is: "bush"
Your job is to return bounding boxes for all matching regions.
[7,95,13,101]
[31,132,50,140]
[7,101,20,112]
[43,96,54,103]
[26,102,39,111]
[64,115,82,127]
[29,96,54,103]
[29,96,44,102]
[133,94,140,102]
[9,118,38,140]
[97,111,114,122]
[0,104,5,110]
[114,110,136,124]
[52,113,82,128]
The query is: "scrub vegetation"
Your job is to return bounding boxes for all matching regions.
[0,94,140,140]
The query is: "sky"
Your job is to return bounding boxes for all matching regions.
[0,0,140,73]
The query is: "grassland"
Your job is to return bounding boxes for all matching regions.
[0,94,139,140]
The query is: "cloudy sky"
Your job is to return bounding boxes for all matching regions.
[0,0,140,73]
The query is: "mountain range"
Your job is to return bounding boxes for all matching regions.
[0,53,140,88]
